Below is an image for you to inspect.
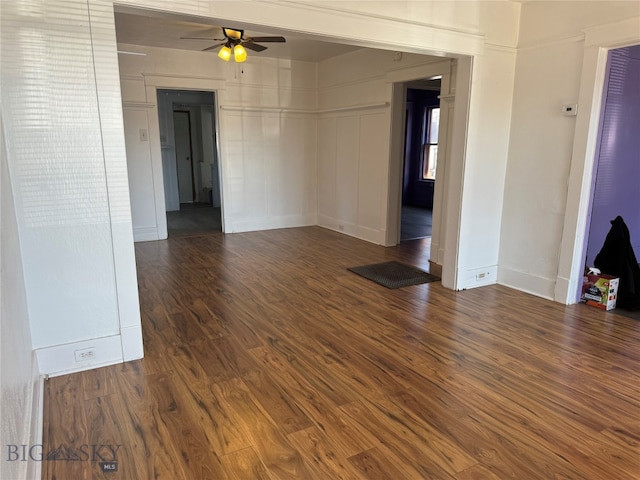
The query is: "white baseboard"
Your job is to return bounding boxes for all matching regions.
[121,325,144,361]
[35,335,124,377]
[498,266,555,301]
[230,213,317,233]
[554,274,580,305]
[317,214,385,245]
[429,239,445,266]
[428,261,442,277]
[133,226,160,242]
[27,361,44,480]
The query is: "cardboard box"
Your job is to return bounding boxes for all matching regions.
[581,273,619,310]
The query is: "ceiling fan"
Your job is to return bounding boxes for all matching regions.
[181,27,286,63]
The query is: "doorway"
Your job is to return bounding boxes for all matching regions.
[401,81,441,243]
[580,44,640,315]
[386,59,463,288]
[157,89,223,236]
[584,45,640,268]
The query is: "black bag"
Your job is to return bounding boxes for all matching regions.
[594,216,640,310]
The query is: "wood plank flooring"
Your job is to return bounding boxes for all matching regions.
[42,227,640,479]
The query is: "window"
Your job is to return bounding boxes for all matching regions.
[421,107,440,180]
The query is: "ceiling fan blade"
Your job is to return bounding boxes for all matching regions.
[202,43,225,52]
[243,42,268,52]
[180,36,224,41]
[247,36,286,43]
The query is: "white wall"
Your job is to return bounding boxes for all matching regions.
[1,0,142,376]
[192,0,518,51]
[499,1,640,301]
[124,107,160,240]
[119,44,318,237]
[499,39,583,299]
[317,49,449,245]
[517,1,639,47]
[455,46,517,288]
[1,112,41,480]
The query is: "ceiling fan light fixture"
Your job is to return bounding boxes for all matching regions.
[218,45,232,61]
[223,28,243,40]
[234,44,247,63]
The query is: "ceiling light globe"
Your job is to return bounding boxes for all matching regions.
[234,44,247,63]
[218,45,232,61]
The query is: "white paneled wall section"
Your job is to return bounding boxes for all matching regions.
[316,50,459,251]
[1,113,42,480]
[1,1,142,376]
[120,45,461,250]
[220,109,318,231]
[123,106,159,241]
[316,111,389,244]
[118,45,318,237]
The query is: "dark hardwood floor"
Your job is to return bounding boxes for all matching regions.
[42,227,640,479]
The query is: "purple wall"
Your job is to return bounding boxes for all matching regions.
[585,45,640,266]
[403,88,439,209]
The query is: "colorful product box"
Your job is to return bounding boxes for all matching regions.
[581,273,619,311]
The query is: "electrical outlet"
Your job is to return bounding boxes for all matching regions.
[74,348,96,362]
[476,272,490,281]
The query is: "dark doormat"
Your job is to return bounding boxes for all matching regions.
[348,261,440,289]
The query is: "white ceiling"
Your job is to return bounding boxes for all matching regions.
[114,11,363,63]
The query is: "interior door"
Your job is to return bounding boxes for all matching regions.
[173,110,194,204]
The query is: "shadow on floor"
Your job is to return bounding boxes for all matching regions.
[166,203,222,237]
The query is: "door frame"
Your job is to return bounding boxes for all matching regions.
[555,19,640,304]
[386,57,471,289]
[145,77,227,238]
